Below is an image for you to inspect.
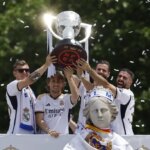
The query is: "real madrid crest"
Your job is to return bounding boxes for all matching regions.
[23,107,30,122]
[60,100,64,106]
[86,132,112,150]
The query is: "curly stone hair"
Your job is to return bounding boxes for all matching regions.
[83,96,118,125]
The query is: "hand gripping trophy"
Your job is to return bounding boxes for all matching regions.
[44,11,92,77]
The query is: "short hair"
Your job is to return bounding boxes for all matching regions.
[47,71,65,82]
[13,60,28,70]
[96,60,111,71]
[119,68,134,80]
[46,71,65,92]
[83,97,118,124]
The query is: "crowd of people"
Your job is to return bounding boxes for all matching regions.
[5,53,135,149]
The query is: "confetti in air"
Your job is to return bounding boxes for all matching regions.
[97,39,101,42]
[92,58,96,62]
[142,50,146,56]
[93,23,97,27]
[129,61,134,64]
[3,1,5,6]
[111,51,116,55]
[102,24,106,28]
[114,68,119,72]
[9,57,13,62]
[128,31,134,34]
[135,124,140,127]
[91,43,94,47]
[90,36,95,40]
[119,37,123,41]
[1,84,5,87]
[99,34,104,37]
[17,18,25,24]
[146,0,150,3]
[134,78,141,87]
[35,53,39,56]
[24,25,29,28]
[110,76,114,81]
[141,99,145,103]
[107,19,111,23]
[108,48,111,51]
[99,13,103,16]
[141,124,145,127]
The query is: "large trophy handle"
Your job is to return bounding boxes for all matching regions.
[46,16,92,42]
[79,23,92,43]
[48,22,92,42]
[46,17,63,40]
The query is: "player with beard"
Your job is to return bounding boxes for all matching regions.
[111,68,135,135]
[76,59,135,135]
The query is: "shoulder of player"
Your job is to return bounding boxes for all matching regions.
[7,80,19,88]
[37,93,48,100]
[124,89,134,97]
[117,87,134,95]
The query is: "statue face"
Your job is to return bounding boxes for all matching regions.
[89,100,111,129]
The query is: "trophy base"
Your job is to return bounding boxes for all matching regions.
[51,39,87,69]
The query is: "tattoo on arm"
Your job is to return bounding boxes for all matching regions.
[29,71,41,83]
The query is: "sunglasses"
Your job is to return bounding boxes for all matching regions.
[16,68,30,73]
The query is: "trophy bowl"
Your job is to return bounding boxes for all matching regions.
[51,39,87,69]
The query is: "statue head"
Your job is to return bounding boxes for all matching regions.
[83,96,118,129]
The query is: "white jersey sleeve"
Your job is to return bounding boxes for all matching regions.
[115,88,134,105]
[7,80,20,96]
[34,94,46,112]
[112,88,135,135]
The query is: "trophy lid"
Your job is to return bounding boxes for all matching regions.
[55,11,81,38]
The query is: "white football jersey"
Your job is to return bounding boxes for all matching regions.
[111,88,135,135]
[6,80,36,134]
[35,93,73,134]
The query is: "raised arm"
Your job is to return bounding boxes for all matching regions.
[64,66,80,104]
[76,65,94,91]
[18,54,57,90]
[76,59,117,96]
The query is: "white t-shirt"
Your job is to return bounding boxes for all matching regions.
[6,80,36,134]
[35,93,73,134]
[111,88,135,135]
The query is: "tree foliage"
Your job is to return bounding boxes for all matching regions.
[0,0,149,133]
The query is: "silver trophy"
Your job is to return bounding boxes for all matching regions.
[44,11,92,69]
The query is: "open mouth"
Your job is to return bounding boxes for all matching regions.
[118,81,124,85]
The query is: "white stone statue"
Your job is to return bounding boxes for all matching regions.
[63,88,133,150]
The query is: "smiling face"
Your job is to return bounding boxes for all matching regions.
[89,100,112,129]
[95,63,110,79]
[116,71,132,89]
[47,73,65,98]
